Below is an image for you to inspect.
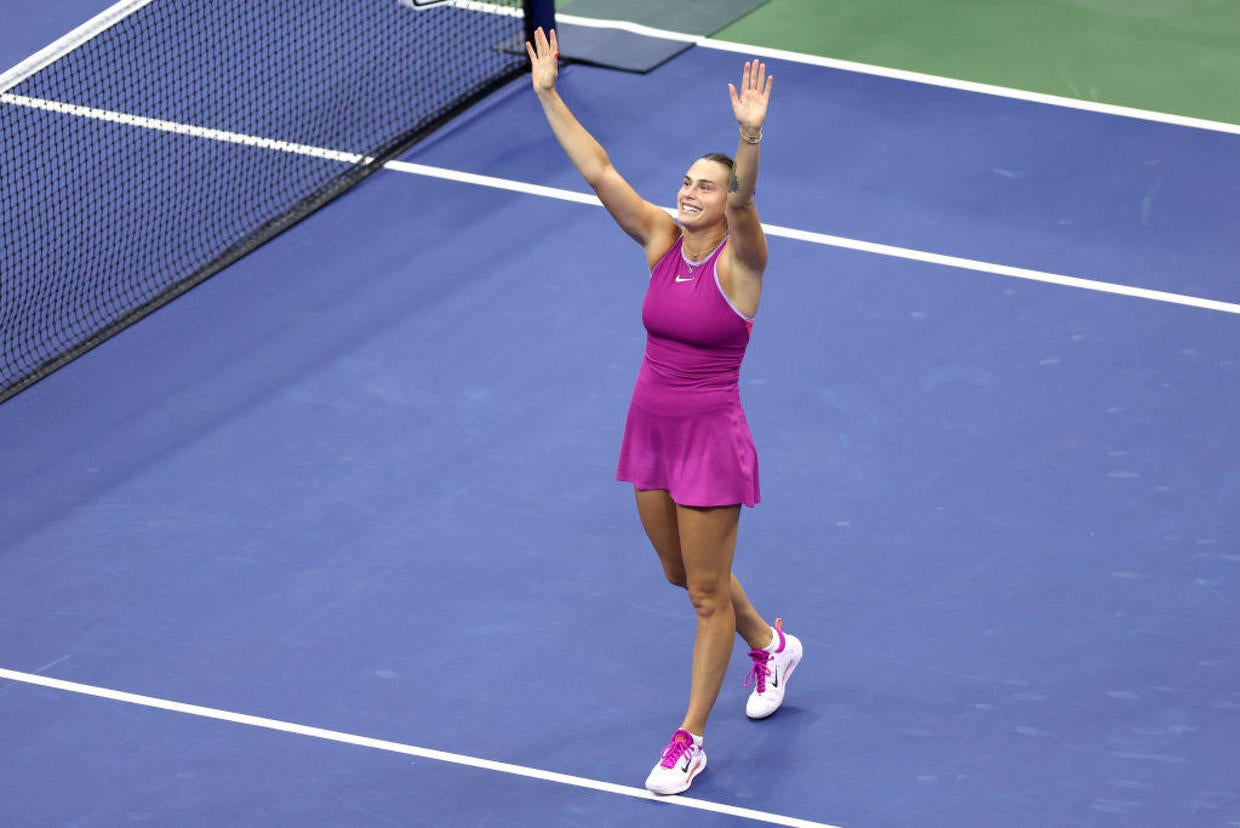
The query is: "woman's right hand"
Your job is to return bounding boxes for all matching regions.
[525,27,559,95]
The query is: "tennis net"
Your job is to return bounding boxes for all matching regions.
[0,0,545,403]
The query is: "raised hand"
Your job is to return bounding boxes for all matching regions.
[728,60,773,134]
[525,27,560,94]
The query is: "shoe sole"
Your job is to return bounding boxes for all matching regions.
[646,753,707,796]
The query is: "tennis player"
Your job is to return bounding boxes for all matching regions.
[526,28,802,795]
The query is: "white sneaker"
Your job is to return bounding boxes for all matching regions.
[644,729,707,795]
[744,618,802,720]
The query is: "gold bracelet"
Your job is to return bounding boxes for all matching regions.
[739,126,763,144]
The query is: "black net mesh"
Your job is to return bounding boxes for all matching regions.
[1,0,528,402]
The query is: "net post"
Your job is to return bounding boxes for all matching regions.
[522,0,556,46]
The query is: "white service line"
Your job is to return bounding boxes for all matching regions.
[759,225,1240,315]
[0,666,839,828]
[387,160,601,205]
[385,160,1240,317]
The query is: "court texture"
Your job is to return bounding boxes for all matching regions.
[2,1,1238,825]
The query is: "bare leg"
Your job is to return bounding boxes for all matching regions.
[635,489,772,650]
[675,502,741,736]
[635,488,687,587]
[730,573,773,651]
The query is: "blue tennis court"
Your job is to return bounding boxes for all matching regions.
[2,2,1238,826]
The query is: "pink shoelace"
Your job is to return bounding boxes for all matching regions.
[745,648,772,693]
[659,730,695,769]
[745,618,785,694]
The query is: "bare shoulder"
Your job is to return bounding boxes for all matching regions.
[643,216,683,270]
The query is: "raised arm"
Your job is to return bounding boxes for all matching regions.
[723,61,773,282]
[526,28,677,263]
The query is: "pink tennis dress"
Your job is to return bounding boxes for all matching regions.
[616,235,760,507]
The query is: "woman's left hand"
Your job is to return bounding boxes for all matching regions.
[729,60,773,133]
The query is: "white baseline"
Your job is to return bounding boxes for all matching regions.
[0,667,838,828]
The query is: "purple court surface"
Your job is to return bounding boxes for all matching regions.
[2,3,1239,826]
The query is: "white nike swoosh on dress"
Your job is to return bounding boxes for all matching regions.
[675,275,695,282]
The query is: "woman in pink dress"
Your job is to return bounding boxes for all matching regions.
[527,28,802,795]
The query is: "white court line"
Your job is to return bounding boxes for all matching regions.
[3,89,1235,317]
[447,2,1239,138]
[0,0,157,94]
[757,225,1240,316]
[544,9,1240,137]
[386,160,1240,317]
[2,0,1236,136]
[0,666,839,828]
[0,94,370,163]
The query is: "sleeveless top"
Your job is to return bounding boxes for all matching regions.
[615,235,760,507]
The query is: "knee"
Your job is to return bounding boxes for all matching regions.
[661,566,688,589]
[685,580,731,617]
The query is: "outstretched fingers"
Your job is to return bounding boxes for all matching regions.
[525,27,559,61]
[730,59,773,129]
[526,27,560,90]
[743,60,772,98]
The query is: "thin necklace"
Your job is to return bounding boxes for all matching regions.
[683,234,724,270]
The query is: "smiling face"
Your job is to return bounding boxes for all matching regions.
[676,157,732,231]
